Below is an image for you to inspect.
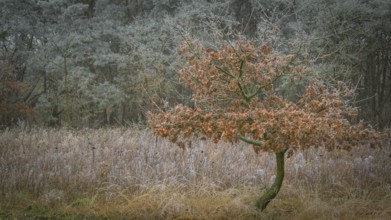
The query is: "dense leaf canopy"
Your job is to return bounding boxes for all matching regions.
[149,38,381,153]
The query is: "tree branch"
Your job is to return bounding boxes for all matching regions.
[215,65,235,78]
[239,60,244,77]
[238,135,264,146]
[237,83,251,102]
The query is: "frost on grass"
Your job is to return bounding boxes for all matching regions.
[0,128,390,218]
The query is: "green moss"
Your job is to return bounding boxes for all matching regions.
[71,198,94,207]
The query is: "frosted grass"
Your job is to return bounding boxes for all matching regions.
[0,127,389,201]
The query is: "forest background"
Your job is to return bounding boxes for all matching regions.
[1,0,391,129]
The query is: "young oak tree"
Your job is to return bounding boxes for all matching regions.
[147,35,381,210]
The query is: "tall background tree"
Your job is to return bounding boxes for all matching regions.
[0,0,44,126]
[294,0,391,128]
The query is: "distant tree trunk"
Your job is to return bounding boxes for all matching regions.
[85,0,96,19]
[230,0,258,36]
[362,31,391,129]
[124,0,133,23]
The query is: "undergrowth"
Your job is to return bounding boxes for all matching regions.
[0,127,390,219]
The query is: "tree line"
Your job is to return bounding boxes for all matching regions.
[1,0,390,128]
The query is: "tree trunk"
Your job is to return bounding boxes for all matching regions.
[256,148,287,210]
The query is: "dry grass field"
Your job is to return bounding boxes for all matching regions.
[0,127,390,219]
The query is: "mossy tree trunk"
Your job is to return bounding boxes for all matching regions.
[256,148,288,210]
